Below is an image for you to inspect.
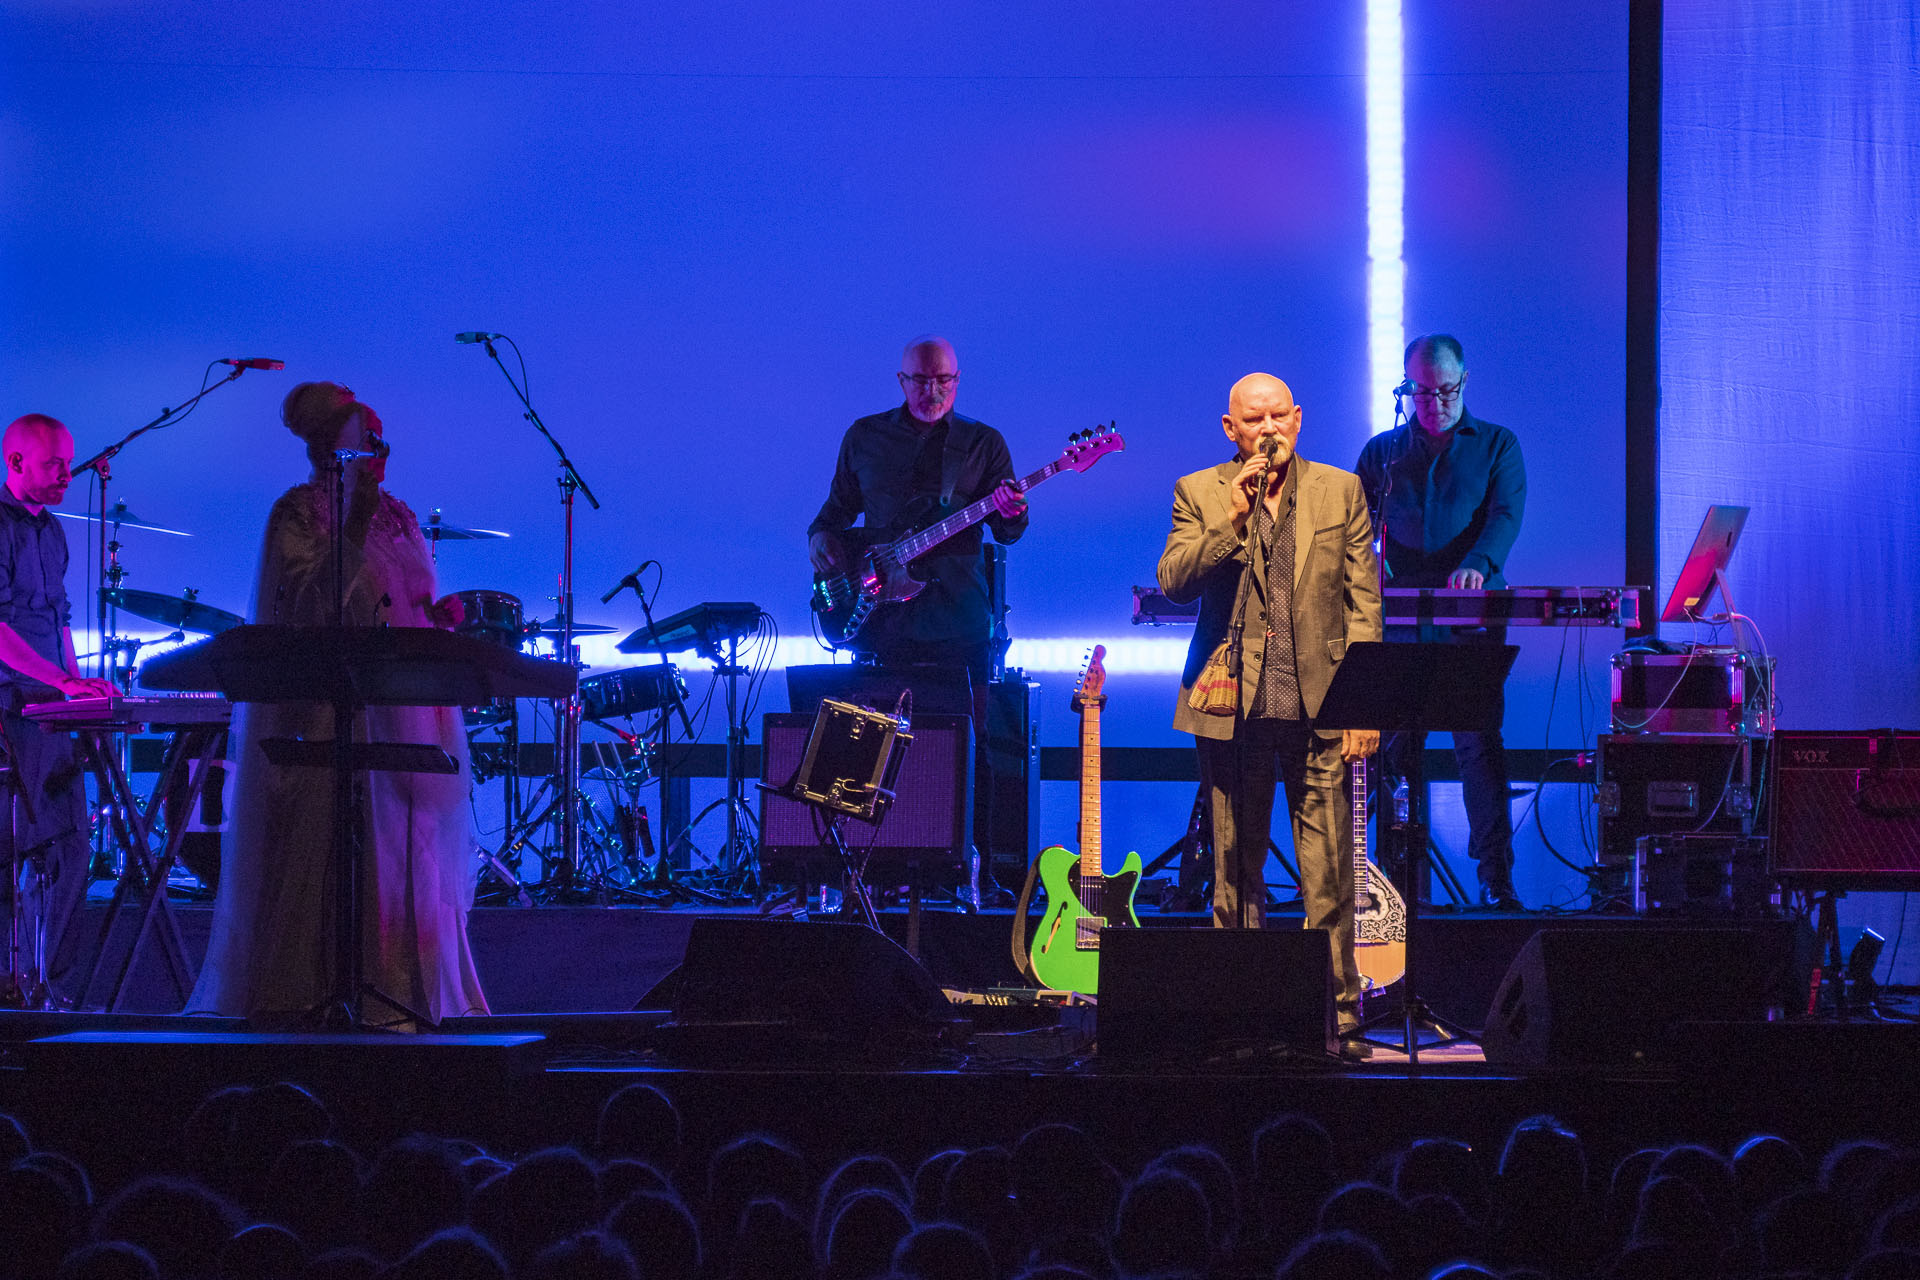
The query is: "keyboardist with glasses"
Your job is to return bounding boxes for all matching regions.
[0,414,120,1007]
[1354,334,1529,911]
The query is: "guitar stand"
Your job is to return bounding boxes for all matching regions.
[819,813,882,932]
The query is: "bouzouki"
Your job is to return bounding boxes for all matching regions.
[811,425,1124,647]
[1027,645,1142,995]
[1351,755,1407,993]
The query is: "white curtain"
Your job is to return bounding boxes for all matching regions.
[1662,2,1920,981]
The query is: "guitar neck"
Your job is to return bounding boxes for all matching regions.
[890,459,1058,563]
[1350,756,1368,882]
[1079,693,1104,878]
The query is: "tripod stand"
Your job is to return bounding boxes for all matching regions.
[1317,640,1518,1066]
[669,634,760,892]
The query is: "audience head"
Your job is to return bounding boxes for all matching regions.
[0,1112,31,1163]
[216,1222,302,1280]
[90,1176,240,1280]
[1275,1229,1390,1280]
[54,1242,158,1280]
[1147,1144,1238,1251]
[707,1133,808,1241]
[479,1146,600,1269]
[1111,1165,1212,1278]
[892,1222,995,1280]
[524,1229,638,1280]
[728,1196,814,1280]
[360,1135,471,1260]
[822,1189,912,1280]
[1732,1133,1809,1213]
[262,1138,362,1251]
[815,1155,910,1253]
[913,1149,965,1222]
[381,1227,509,1280]
[596,1083,682,1169]
[1,1162,85,1279]
[605,1189,701,1280]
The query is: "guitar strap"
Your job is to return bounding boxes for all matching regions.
[938,414,982,509]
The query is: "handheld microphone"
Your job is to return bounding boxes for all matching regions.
[220,357,285,370]
[454,332,502,344]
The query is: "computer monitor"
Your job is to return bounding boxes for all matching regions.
[1660,504,1750,623]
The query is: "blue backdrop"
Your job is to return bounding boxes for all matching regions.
[3,1,1627,896]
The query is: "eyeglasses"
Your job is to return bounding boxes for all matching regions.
[1408,380,1464,403]
[899,373,959,390]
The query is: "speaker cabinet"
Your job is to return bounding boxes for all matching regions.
[759,713,972,870]
[1097,927,1333,1061]
[1771,730,1920,889]
[985,676,1040,866]
[663,917,950,1060]
[1481,927,1788,1069]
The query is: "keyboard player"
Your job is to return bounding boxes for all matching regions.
[1354,335,1528,910]
[0,414,118,1006]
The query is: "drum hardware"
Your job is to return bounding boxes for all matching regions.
[524,618,620,639]
[619,602,767,892]
[420,507,510,548]
[459,331,601,901]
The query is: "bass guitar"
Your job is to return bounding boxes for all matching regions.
[1351,755,1407,993]
[1027,645,1141,995]
[811,425,1124,647]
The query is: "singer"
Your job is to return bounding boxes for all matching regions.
[1354,334,1528,910]
[1158,372,1380,1043]
[189,382,487,1026]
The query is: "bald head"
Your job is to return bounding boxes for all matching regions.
[4,414,77,510]
[898,335,960,425]
[1221,372,1303,466]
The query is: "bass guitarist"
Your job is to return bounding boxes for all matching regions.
[806,336,1028,854]
[1158,372,1381,1042]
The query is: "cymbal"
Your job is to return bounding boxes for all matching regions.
[101,587,243,635]
[421,508,509,542]
[56,501,189,536]
[523,618,620,637]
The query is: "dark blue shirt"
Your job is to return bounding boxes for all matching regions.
[0,484,73,694]
[1355,410,1526,588]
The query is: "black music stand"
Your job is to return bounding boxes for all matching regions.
[1314,639,1518,1066]
[142,626,575,1029]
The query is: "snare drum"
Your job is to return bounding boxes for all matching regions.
[454,589,523,725]
[580,664,685,722]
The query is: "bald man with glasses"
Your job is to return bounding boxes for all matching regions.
[1355,333,1528,911]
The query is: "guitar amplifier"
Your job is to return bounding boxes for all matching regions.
[985,675,1041,867]
[1771,730,1920,889]
[759,712,973,878]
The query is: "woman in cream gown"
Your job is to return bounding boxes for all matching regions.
[189,382,488,1026]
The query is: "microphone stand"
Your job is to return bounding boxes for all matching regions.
[473,336,600,899]
[76,365,249,686]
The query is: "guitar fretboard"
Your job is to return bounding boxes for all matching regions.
[890,459,1062,564]
[1351,756,1370,904]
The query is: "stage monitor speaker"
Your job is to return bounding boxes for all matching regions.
[664,917,951,1059]
[1481,927,1784,1069]
[1097,927,1333,1062]
[1771,730,1920,890]
[759,713,972,869]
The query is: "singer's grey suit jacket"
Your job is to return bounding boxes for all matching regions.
[1158,455,1382,740]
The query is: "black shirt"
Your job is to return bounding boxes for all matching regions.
[809,404,1027,647]
[0,484,73,695]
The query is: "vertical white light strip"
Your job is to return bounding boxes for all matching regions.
[1365,0,1406,435]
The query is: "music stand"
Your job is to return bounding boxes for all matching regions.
[1314,639,1517,1065]
[141,625,575,1029]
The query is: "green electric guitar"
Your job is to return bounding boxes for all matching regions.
[1027,645,1142,994]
